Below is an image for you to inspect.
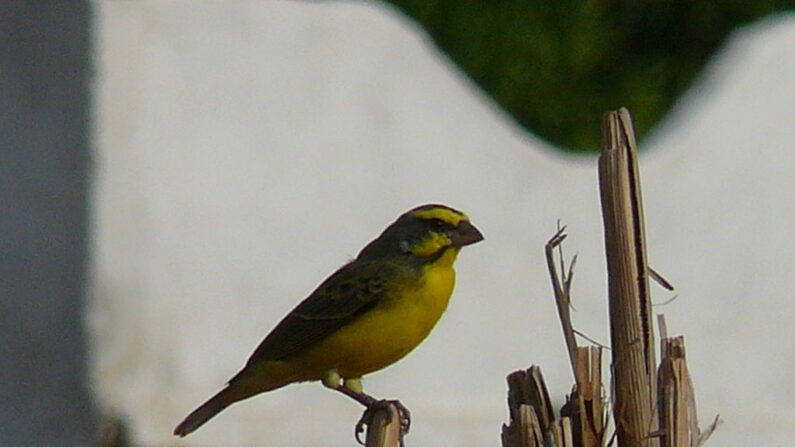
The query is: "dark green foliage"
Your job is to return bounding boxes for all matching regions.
[384,0,794,152]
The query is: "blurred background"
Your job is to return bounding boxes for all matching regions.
[3,1,795,445]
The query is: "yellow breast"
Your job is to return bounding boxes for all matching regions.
[293,248,460,379]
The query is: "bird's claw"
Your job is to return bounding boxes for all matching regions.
[354,399,411,445]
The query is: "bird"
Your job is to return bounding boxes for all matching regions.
[173,203,484,438]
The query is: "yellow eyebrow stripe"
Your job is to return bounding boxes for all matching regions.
[411,207,468,226]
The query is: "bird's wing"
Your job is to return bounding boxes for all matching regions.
[241,259,410,366]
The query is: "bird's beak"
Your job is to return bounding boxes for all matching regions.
[451,220,484,247]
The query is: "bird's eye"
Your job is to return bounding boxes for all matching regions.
[429,218,446,230]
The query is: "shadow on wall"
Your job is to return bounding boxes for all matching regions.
[0,2,97,445]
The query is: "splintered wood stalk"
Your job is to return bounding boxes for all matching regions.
[503,107,717,447]
[658,337,692,447]
[658,336,720,447]
[364,404,402,447]
[550,418,575,447]
[599,108,659,447]
[561,347,606,447]
[547,229,605,447]
[502,366,555,447]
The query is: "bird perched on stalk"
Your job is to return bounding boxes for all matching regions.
[173,204,484,440]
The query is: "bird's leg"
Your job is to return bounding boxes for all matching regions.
[321,371,411,445]
[321,369,343,390]
[343,377,364,394]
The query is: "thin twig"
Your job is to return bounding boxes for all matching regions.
[649,267,675,291]
[657,314,668,345]
[653,294,679,307]
[696,414,722,446]
[573,329,610,350]
[545,225,578,378]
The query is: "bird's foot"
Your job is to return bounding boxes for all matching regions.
[324,373,410,445]
[354,399,411,446]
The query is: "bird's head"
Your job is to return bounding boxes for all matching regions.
[358,204,484,262]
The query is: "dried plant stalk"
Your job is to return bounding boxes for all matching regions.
[502,367,555,447]
[658,337,692,447]
[550,417,575,447]
[363,404,402,447]
[599,108,658,446]
[658,336,720,447]
[503,107,718,447]
[566,347,606,447]
[546,226,579,375]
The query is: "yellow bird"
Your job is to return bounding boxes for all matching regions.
[174,204,483,438]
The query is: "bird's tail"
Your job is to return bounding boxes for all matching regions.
[173,386,241,437]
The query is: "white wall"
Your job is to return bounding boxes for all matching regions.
[91,2,795,445]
